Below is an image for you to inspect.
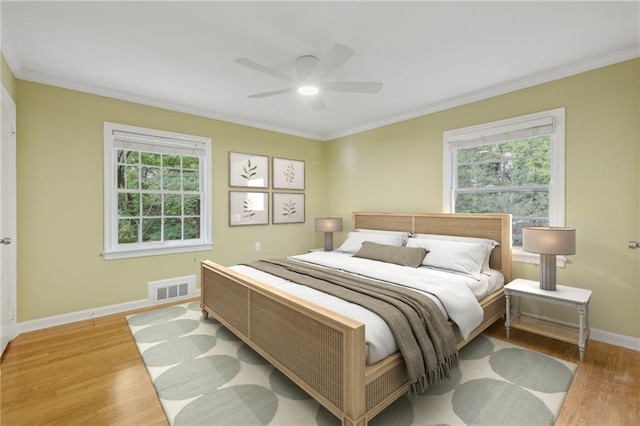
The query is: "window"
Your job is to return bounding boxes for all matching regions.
[103,122,212,260]
[443,108,565,262]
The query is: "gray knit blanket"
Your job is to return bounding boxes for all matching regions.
[244,258,459,394]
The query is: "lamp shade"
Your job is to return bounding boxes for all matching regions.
[315,218,343,233]
[523,227,576,255]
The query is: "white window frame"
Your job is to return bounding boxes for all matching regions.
[443,108,566,265]
[103,122,212,260]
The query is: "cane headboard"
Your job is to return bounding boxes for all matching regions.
[352,212,512,282]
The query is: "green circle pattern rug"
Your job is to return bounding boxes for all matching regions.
[127,302,576,425]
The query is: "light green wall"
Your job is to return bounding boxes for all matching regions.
[15,59,640,340]
[327,59,640,339]
[1,52,16,99]
[16,81,325,321]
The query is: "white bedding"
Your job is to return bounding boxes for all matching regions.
[230,251,504,365]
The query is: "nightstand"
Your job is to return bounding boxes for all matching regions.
[505,278,592,361]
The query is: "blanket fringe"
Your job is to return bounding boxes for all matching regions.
[410,352,459,395]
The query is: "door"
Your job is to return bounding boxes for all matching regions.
[1,85,17,356]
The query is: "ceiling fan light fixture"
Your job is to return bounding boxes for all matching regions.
[237,44,382,111]
[297,85,319,96]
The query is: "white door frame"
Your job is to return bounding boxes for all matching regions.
[1,84,18,355]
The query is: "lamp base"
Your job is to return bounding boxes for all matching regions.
[323,232,334,251]
[539,254,557,291]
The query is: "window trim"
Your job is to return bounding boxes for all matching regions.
[103,122,213,260]
[442,108,566,265]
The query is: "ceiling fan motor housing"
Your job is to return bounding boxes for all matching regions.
[296,55,320,81]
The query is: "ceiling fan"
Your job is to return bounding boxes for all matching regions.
[235,43,383,111]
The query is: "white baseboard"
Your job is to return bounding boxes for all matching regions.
[590,328,640,352]
[17,290,201,335]
[15,295,640,353]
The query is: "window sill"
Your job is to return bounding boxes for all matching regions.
[104,243,213,260]
[512,248,567,268]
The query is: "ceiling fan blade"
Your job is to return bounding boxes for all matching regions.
[248,88,296,98]
[320,82,383,93]
[308,95,326,112]
[308,43,354,82]
[235,58,298,85]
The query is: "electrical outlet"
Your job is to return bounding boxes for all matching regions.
[255,242,261,251]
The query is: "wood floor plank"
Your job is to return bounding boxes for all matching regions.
[1,303,173,426]
[2,302,638,425]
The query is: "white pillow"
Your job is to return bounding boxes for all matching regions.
[336,232,405,253]
[355,228,411,239]
[406,238,489,280]
[411,233,498,275]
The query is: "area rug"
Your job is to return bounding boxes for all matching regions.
[127,301,576,426]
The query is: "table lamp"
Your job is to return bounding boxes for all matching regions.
[315,218,343,251]
[523,226,576,291]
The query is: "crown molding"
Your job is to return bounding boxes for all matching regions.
[14,68,327,141]
[9,46,639,142]
[325,45,640,140]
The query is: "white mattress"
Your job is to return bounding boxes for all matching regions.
[230,251,504,365]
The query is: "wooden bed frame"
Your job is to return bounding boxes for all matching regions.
[201,212,512,426]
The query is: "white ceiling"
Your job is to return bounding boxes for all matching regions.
[2,1,639,141]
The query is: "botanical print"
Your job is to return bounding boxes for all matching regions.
[281,198,297,218]
[273,193,304,224]
[243,197,256,221]
[229,191,268,225]
[241,159,258,183]
[273,157,304,190]
[229,152,268,188]
[283,163,295,185]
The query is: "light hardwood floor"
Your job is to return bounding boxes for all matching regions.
[2,301,639,425]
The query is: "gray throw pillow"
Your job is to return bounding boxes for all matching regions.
[353,241,428,268]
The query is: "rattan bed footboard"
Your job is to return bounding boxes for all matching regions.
[201,213,511,425]
[201,261,369,425]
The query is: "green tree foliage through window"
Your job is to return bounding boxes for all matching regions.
[104,122,211,260]
[444,109,565,251]
[116,149,201,244]
[454,135,552,246]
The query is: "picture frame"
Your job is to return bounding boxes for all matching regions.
[229,152,269,188]
[273,192,305,224]
[229,191,269,226]
[273,157,305,190]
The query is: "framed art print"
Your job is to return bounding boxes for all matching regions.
[273,192,305,224]
[229,152,269,188]
[273,157,304,190]
[229,191,269,226]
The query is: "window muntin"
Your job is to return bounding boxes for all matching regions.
[104,123,212,260]
[443,108,565,252]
